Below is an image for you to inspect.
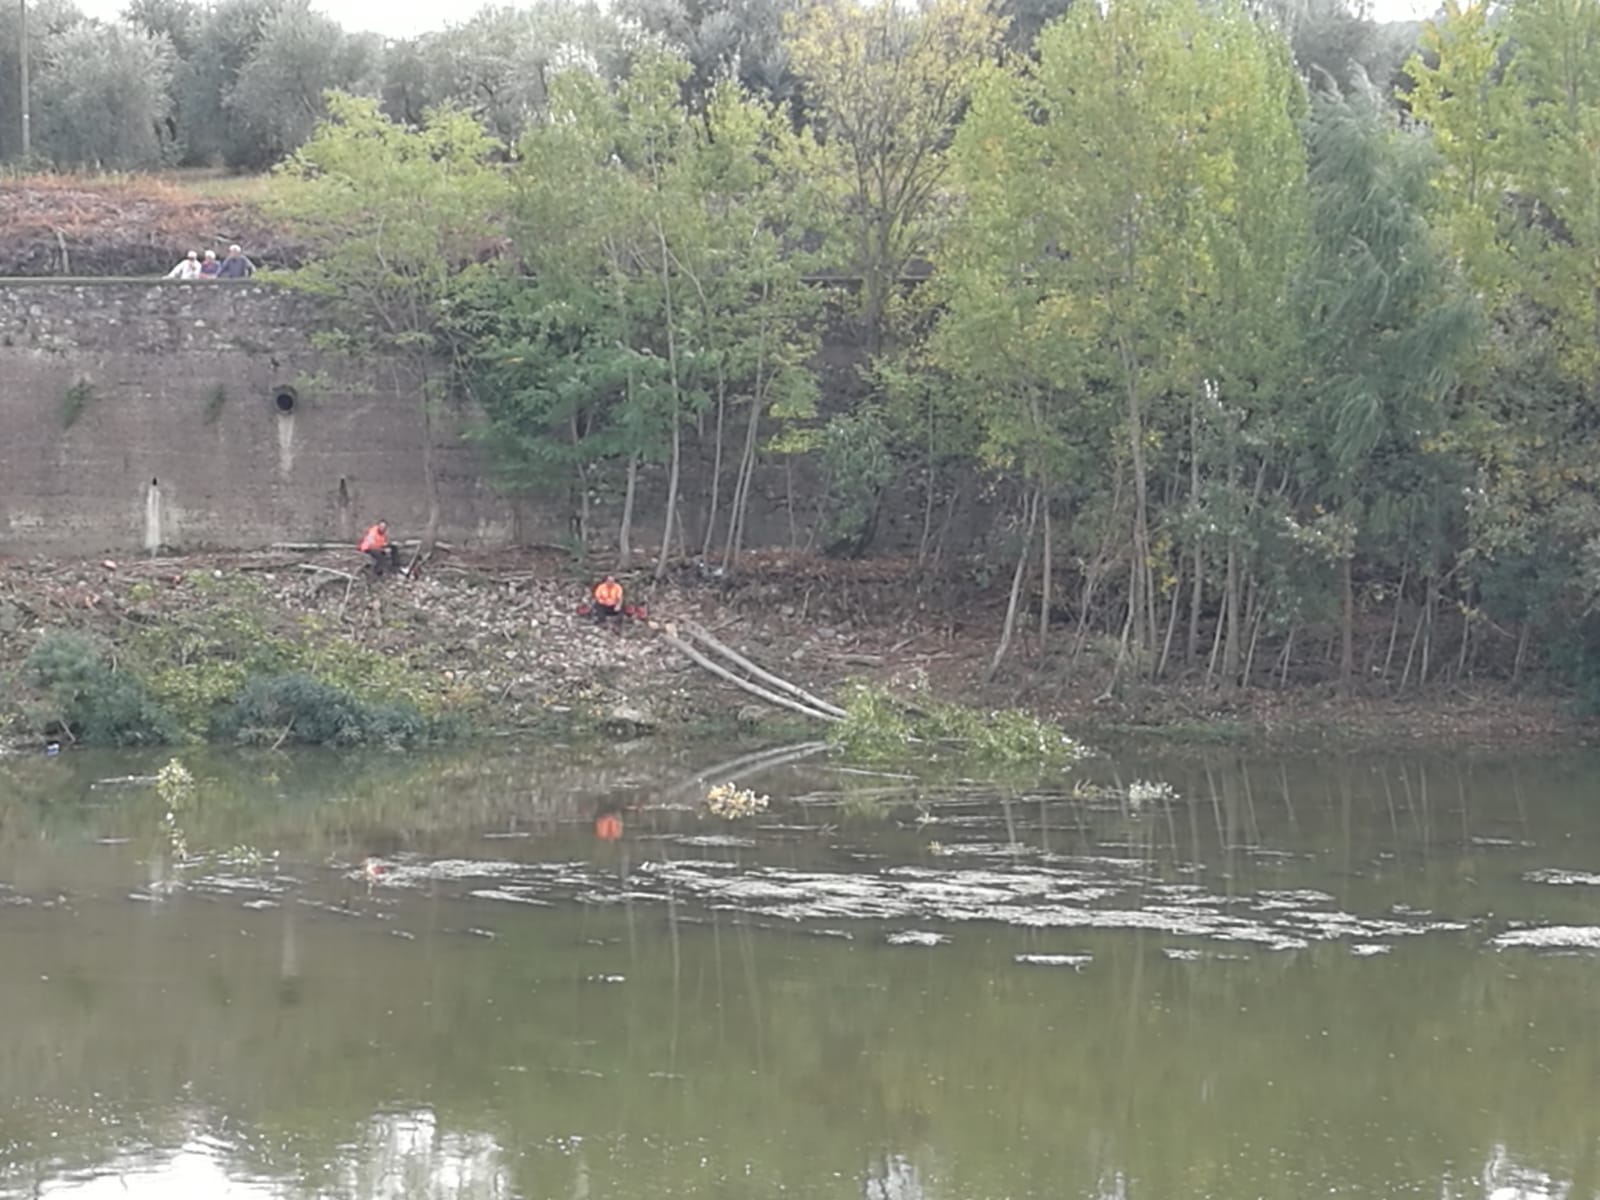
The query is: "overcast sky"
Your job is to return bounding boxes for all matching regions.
[74,0,1444,42]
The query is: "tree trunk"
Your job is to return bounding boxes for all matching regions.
[1157,558,1182,679]
[1221,538,1241,686]
[1187,391,1203,666]
[1242,595,1265,687]
[1419,577,1437,686]
[785,461,800,550]
[1205,587,1226,688]
[1512,620,1531,687]
[984,487,1040,686]
[723,282,771,573]
[1400,600,1425,691]
[1038,493,1053,651]
[618,454,638,570]
[723,379,764,572]
[1187,547,1204,668]
[653,219,682,584]
[918,467,938,567]
[655,424,681,583]
[702,373,727,560]
[568,410,589,560]
[412,360,441,552]
[1120,336,1155,664]
[1454,589,1472,682]
[1382,565,1408,682]
[1339,553,1355,694]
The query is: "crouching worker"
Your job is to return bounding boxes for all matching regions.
[592,574,624,620]
[359,520,400,577]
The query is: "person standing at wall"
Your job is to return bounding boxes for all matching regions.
[217,245,255,279]
[166,251,202,280]
[199,250,221,279]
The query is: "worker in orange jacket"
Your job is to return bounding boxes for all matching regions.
[592,574,624,619]
[359,520,399,577]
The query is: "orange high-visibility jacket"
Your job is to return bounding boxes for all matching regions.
[594,579,623,608]
[358,525,388,553]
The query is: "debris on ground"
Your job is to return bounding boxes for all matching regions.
[0,176,301,277]
[0,546,1584,748]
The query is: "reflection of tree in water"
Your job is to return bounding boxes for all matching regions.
[336,1108,511,1200]
[4,1107,512,1200]
[1471,1143,1572,1200]
[863,1153,928,1200]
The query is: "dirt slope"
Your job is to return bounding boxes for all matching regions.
[0,176,301,277]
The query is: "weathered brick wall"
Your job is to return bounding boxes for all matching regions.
[0,280,532,555]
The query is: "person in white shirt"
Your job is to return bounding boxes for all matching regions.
[167,250,202,280]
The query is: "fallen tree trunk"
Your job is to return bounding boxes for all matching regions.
[681,622,849,719]
[659,627,843,724]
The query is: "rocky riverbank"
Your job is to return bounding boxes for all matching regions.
[0,547,1589,751]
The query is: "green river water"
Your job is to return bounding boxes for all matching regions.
[1,739,1598,1199]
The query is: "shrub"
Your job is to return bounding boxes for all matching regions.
[219,672,436,747]
[25,631,176,746]
[832,682,1091,769]
[221,673,364,746]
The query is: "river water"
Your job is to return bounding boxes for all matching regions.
[1,739,1598,1199]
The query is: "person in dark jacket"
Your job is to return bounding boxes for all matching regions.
[217,244,255,279]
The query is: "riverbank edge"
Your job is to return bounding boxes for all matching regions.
[1,550,1592,755]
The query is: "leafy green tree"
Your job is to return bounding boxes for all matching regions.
[176,0,283,165]
[0,0,83,162]
[1500,0,1600,400]
[1259,0,1422,96]
[1297,81,1477,689]
[472,54,821,571]
[1405,0,1600,694]
[227,3,384,168]
[617,0,799,107]
[941,0,1308,680]
[380,4,642,140]
[122,0,201,150]
[269,94,509,545]
[35,20,177,168]
[785,0,1005,352]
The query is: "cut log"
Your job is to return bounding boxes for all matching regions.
[681,622,848,718]
[660,628,842,723]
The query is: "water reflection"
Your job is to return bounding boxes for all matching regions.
[2,742,1600,1198]
[335,1110,510,1200]
[39,1137,283,1199]
[26,1109,511,1200]
[862,1153,929,1200]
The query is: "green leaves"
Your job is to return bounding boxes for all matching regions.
[268,93,508,361]
[462,53,825,546]
[787,0,1006,348]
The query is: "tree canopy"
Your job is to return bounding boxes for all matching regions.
[17,0,1600,705]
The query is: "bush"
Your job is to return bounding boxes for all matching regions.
[832,682,1091,769]
[25,631,177,746]
[219,672,436,747]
